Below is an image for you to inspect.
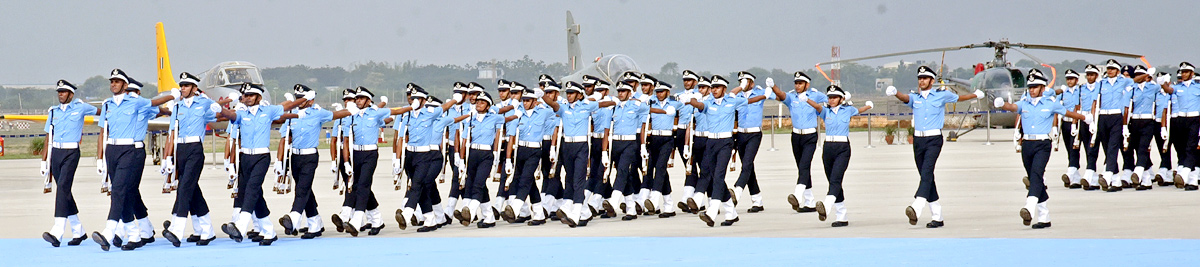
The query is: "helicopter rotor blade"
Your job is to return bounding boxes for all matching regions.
[1010,48,1051,66]
[1013,43,1143,59]
[814,44,985,67]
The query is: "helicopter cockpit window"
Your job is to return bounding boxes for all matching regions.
[1009,69,1027,88]
[220,67,264,86]
[973,69,1015,90]
[600,55,640,81]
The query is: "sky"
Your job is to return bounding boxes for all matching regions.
[1,0,1194,85]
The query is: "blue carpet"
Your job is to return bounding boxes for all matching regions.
[6,237,1199,266]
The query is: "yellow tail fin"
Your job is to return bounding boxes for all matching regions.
[156,22,178,93]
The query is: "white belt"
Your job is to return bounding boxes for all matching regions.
[563,136,588,142]
[352,144,378,151]
[240,148,269,155]
[106,139,144,148]
[291,148,318,155]
[542,135,553,141]
[914,129,941,137]
[1130,114,1154,119]
[674,125,688,130]
[1061,117,1075,122]
[824,135,849,142]
[589,132,605,138]
[793,128,817,134]
[1023,134,1050,141]
[175,136,202,144]
[517,141,542,148]
[738,127,761,133]
[612,135,638,141]
[648,130,672,136]
[407,145,437,152]
[51,142,79,149]
[710,132,733,139]
[469,143,492,150]
[1098,109,1122,115]
[1175,111,1199,117]
[694,131,710,137]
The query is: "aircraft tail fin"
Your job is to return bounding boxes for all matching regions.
[156,22,179,93]
[566,11,582,71]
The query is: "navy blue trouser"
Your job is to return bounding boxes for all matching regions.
[1096,114,1123,173]
[540,140,562,199]
[237,153,271,218]
[561,142,588,203]
[701,137,734,202]
[1130,119,1156,169]
[446,146,462,198]
[404,151,439,212]
[1022,140,1051,202]
[351,150,380,211]
[647,135,673,195]
[1169,117,1199,169]
[496,142,511,199]
[791,132,818,189]
[51,148,81,217]
[129,147,149,220]
[822,142,851,203]
[588,137,613,199]
[1060,121,1080,169]
[734,132,762,195]
[611,140,639,197]
[104,145,139,222]
[466,148,494,203]
[172,143,210,217]
[912,136,942,202]
[289,153,319,216]
[512,146,543,203]
[689,136,709,194]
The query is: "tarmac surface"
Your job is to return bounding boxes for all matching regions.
[3,128,1200,240]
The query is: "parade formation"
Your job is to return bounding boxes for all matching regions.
[35,60,1200,250]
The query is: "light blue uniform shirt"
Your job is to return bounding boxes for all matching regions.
[782,89,828,130]
[97,94,156,140]
[1155,90,1171,120]
[169,97,219,140]
[502,99,521,137]
[694,95,711,134]
[819,104,859,137]
[1016,97,1067,136]
[448,104,470,140]
[46,100,98,143]
[232,105,285,149]
[1130,81,1160,115]
[735,85,776,129]
[283,107,333,149]
[127,94,164,142]
[674,89,697,129]
[396,106,443,147]
[591,100,614,134]
[611,99,649,136]
[542,98,565,138]
[1170,80,1200,113]
[1078,82,1101,112]
[648,97,680,131]
[516,105,555,143]
[466,113,504,146]
[351,106,391,146]
[1057,85,1082,111]
[1097,76,1134,110]
[557,100,598,137]
[699,96,748,134]
[905,89,959,132]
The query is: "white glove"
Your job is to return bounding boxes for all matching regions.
[864,101,874,108]
[885,86,898,96]
[1088,117,1097,133]
[504,159,514,175]
[170,88,181,100]
[228,92,241,101]
[601,152,611,168]
[380,96,388,104]
[1059,85,1068,92]
[272,161,285,177]
[284,93,295,102]
[296,110,307,119]
[39,161,49,177]
[234,103,247,110]
[1162,127,1169,140]
[681,145,691,161]
[453,93,464,103]
[346,104,361,115]
[1122,126,1130,138]
[96,159,107,176]
[161,156,175,176]
[640,145,649,161]
[332,103,344,111]
[455,157,466,170]
[343,162,353,176]
[993,97,1005,108]
[1158,75,1172,85]
[1050,129,1059,140]
[392,158,402,175]
[764,77,775,88]
[973,89,985,99]
[795,92,808,102]
[331,160,339,174]
[549,146,558,163]
[224,158,234,173]
[1013,129,1021,140]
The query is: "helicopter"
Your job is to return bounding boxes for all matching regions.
[813,39,1146,140]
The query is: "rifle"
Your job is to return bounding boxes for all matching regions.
[1089,82,1102,146]
[99,103,111,196]
[1163,91,1173,151]
[332,118,342,192]
[276,116,294,194]
[395,115,408,191]
[459,113,472,191]
[549,120,563,179]
[163,102,180,194]
[346,115,357,195]
[43,109,54,194]
[230,123,241,199]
